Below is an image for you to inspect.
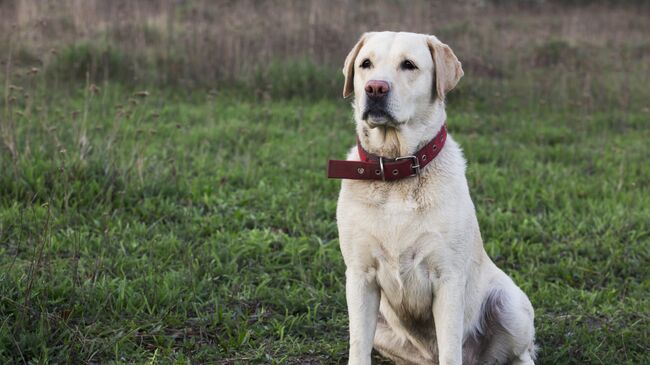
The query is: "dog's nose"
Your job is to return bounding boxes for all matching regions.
[365,80,390,99]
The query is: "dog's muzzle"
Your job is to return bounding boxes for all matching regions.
[362,104,399,128]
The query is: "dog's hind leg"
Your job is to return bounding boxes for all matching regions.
[475,282,536,365]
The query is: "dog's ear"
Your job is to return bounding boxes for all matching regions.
[428,37,464,100]
[342,33,370,98]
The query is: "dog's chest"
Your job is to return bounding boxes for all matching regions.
[359,202,443,319]
[339,177,454,318]
[373,227,439,318]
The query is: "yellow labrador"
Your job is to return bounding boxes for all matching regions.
[332,32,536,365]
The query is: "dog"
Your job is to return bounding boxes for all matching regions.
[328,32,536,365]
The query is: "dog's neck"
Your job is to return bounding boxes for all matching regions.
[355,101,447,159]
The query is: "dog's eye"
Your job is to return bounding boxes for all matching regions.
[360,59,372,69]
[401,60,417,70]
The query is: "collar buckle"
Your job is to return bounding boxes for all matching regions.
[395,155,421,177]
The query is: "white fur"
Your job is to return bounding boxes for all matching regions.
[336,32,536,365]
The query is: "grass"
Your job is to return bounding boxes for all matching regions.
[0,77,648,365]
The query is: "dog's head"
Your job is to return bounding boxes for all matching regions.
[342,32,463,129]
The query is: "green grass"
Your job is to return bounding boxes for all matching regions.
[0,82,648,364]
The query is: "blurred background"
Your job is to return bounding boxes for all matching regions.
[1,1,648,364]
[1,0,649,107]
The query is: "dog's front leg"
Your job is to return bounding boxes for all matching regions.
[433,279,465,365]
[346,268,380,365]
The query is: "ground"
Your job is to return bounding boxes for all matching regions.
[0,86,648,364]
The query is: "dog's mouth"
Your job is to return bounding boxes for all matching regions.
[362,105,399,128]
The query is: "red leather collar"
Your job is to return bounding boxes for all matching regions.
[327,124,447,181]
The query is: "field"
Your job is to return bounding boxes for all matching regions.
[1,1,649,364]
